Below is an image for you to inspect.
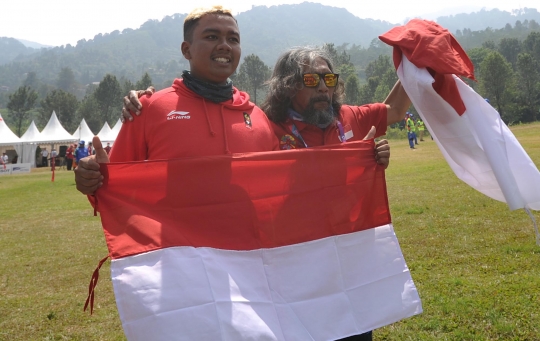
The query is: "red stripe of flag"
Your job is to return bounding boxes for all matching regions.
[95,141,390,259]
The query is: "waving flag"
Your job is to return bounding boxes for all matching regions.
[94,141,422,341]
[380,20,540,212]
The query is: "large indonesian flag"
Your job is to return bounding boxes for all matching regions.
[95,141,422,340]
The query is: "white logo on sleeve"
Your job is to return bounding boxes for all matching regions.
[167,111,191,120]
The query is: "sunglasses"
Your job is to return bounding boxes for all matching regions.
[302,73,339,88]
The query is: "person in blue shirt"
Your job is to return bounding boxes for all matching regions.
[74,141,88,169]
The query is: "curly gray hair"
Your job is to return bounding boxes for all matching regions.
[261,47,344,123]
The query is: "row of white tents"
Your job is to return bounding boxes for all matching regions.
[0,111,122,167]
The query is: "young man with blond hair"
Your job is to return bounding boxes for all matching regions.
[75,6,279,192]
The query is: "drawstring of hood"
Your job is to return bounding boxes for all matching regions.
[172,77,255,155]
[202,99,217,137]
[201,98,231,154]
[220,106,231,154]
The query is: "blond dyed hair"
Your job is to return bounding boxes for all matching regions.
[184,5,236,42]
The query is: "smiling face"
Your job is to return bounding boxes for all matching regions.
[181,14,241,85]
[291,57,337,126]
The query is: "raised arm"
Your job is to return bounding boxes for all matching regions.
[384,80,411,126]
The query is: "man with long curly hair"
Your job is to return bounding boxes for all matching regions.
[262,47,410,153]
[261,47,411,341]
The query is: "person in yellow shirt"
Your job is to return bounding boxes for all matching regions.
[416,118,425,141]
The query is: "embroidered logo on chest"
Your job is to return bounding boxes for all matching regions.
[280,135,297,150]
[243,112,252,129]
[167,111,191,120]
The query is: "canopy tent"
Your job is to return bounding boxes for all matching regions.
[17,121,43,167]
[21,111,77,168]
[110,118,122,138]
[0,114,21,147]
[3,112,120,168]
[0,114,26,166]
[97,122,116,142]
[20,121,42,142]
[36,111,77,144]
[72,118,96,144]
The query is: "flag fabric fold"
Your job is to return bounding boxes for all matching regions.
[379,19,475,116]
[380,19,540,211]
[95,141,422,340]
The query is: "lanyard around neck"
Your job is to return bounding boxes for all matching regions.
[290,123,308,148]
[289,121,346,148]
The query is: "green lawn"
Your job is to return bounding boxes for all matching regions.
[1,123,539,340]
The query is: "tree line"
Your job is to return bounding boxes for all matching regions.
[5,70,152,136]
[4,26,540,136]
[468,31,540,123]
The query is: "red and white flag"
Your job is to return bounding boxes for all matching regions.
[94,141,422,340]
[380,20,540,212]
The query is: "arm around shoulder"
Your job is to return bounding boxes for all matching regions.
[110,103,149,162]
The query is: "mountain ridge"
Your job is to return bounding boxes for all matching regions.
[0,2,538,94]
[16,39,53,49]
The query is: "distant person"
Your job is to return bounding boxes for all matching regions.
[74,141,88,170]
[87,142,95,156]
[50,149,58,170]
[416,118,425,141]
[41,148,49,167]
[65,144,75,171]
[104,142,112,155]
[406,112,417,149]
[1,152,8,164]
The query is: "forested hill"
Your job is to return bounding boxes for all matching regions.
[0,2,539,96]
[236,2,393,62]
[436,7,540,32]
[0,38,37,65]
[0,2,393,90]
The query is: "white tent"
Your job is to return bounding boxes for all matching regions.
[0,114,24,166]
[111,118,122,138]
[17,121,42,167]
[37,111,77,144]
[0,114,21,146]
[72,118,95,144]
[97,122,116,142]
[20,121,42,142]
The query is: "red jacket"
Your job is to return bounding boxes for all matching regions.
[271,103,387,150]
[109,79,279,162]
[66,147,74,160]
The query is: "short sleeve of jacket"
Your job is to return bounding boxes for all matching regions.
[339,103,388,140]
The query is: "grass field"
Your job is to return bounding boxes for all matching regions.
[1,123,539,340]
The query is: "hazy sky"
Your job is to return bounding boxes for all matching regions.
[2,0,539,46]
